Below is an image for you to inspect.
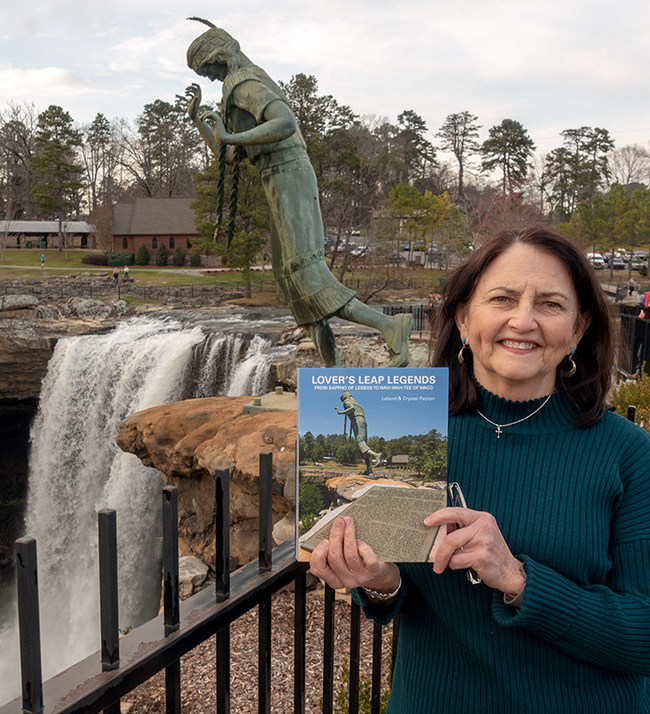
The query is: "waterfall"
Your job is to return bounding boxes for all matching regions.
[0,314,295,705]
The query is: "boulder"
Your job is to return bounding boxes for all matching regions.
[116,396,297,569]
[178,555,209,599]
[69,297,113,320]
[0,294,39,311]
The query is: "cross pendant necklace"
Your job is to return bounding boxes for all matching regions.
[476,393,552,439]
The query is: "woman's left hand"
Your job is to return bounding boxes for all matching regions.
[424,507,525,597]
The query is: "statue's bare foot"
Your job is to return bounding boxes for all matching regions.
[385,313,412,367]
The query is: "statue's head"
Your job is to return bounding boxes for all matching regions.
[187,18,241,76]
[340,392,352,402]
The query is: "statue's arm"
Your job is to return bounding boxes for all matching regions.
[221,90,297,146]
[335,407,355,415]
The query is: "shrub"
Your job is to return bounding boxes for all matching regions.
[639,264,647,277]
[135,244,150,265]
[189,247,202,267]
[81,253,108,266]
[172,247,186,266]
[155,243,168,266]
[107,250,134,266]
[611,367,650,433]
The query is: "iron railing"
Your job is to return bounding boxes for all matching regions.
[1,453,396,714]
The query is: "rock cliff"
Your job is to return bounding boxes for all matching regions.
[116,396,297,569]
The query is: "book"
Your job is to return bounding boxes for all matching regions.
[296,367,449,563]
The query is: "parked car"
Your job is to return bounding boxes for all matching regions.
[587,252,605,269]
[611,256,626,270]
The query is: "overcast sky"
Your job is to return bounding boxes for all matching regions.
[1,0,649,161]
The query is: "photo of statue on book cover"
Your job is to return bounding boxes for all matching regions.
[296,367,449,563]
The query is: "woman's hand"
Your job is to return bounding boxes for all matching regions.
[424,507,525,597]
[309,517,401,594]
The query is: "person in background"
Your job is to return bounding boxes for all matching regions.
[311,226,650,713]
[123,265,130,282]
[112,266,119,286]
[40,253,45,269]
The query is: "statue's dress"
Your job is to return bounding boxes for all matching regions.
[222,67,355,325]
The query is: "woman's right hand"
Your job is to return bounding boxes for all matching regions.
[309,516,401,594]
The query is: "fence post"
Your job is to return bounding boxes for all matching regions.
[294,572,307,714]
[98,509,120,714]
[15,537,43,714]
[162,486,181,714]
[215,469,230,602]
[322,584,336,714]
[370,622,383,714]
[259,452,273,572]
[258,452,273,714]
[215,468,231,714]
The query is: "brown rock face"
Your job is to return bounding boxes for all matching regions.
[116,396,296,569]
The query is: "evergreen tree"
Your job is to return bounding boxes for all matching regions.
[436,111,481,199]
[481,119,535,196]
[172,246,185,266]
[135,243,150,265]
[31,105,83,250]
[545,126,614,220]
[155,242,168,266]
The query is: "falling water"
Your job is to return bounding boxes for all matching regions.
[0,314,295,705]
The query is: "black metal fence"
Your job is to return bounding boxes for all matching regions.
[1,453,396,714]
[382,304,431,335]
[618,306,650,376]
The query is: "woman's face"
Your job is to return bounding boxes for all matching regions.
[455,243,588,401]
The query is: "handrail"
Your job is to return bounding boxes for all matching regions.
[0,540,307,714]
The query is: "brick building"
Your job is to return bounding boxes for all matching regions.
[111,198,199,256]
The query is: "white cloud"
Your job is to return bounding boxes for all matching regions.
[0,65,91,103]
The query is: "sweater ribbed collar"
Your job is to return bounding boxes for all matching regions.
[474,383,579,434]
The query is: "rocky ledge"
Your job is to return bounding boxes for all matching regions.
[116,395,297,569]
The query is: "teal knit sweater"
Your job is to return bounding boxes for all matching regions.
[355,388,650,714]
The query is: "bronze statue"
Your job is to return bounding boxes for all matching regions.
[185,19,411,368]
[335,392,383,476]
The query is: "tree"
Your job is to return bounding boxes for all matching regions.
[0,101,38,221]
[118,97,201,198]
[172,246,185,266]
[545,126,614,220]
[607,144,650,187]
[135,243,150,265]
[278,73,358,174]
[394,110,436,186]
[192,155,269,298]
[436,111,481,199]
[155,242,168,266]
[481,119,535,196]
[31,105,84,251]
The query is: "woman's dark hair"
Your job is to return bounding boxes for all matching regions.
[430,226,615,427]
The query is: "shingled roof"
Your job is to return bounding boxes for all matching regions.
[112,198,197,235]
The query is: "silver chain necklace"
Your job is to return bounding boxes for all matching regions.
[476,393,552,439]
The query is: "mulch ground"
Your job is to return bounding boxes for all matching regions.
[122,587,393,713]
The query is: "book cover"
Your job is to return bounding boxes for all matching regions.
[296,367,449,563]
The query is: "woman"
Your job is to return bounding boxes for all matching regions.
[185,20,411,368]
[311,226,650,713]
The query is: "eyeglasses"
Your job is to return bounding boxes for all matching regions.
[447,482,482,586]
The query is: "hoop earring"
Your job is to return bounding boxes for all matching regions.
[458,337,469,365]
[560,348,576,378]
